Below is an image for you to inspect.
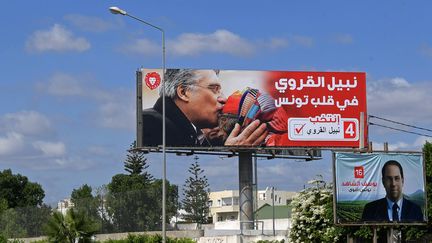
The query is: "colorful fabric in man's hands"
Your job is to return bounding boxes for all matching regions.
[224,88,277,130]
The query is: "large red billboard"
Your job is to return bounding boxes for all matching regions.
[138,69,367,149]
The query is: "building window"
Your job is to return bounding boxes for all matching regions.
[217,199,221,206]
[222,197,232,206]
[208,200,213,207]
[233,197,239,205]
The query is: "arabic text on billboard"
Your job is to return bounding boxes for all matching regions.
[140,69,367,149]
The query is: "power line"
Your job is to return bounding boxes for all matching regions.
[369,122,432,138]
[369,115,432,133]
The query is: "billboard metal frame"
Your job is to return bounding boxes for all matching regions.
[137,68,368,150]
[332,150,428,226]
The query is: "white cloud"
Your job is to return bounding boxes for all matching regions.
[33,141,66,157]
[26,24,90,52]
[0,110,114,172]
[86,146,110,156]
[389,77,410,88]
[0,132,24,155]
[371,136,431,151]
[169,29,255,57]
[368,78,432,123]
[1,111,51,135]
[414,136,431,148]
[64,14,115,32]
[202,160,237,177]
[266,38,289,49]
[38,156,99,170]
[37,73,85,96]
[387,141,411,151]
[332,34,353,44]
[36,72,135,131]
[257,159,333,190]
[120,30,316,57]
[292,35,314,47]
[120,39,161,56]
[98,100,135,130]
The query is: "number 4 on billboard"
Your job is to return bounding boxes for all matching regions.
[344,122,356,139]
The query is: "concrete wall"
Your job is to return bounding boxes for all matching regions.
[261,218,291,230]
[214,219,291,231]
[199,235,288,243]
[15,230,204,243]
[95,230,204,241]
[215,220,240,230]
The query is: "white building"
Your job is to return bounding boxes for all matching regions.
[57,198,74,215]
[208,188,297,224]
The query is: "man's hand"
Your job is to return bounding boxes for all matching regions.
[224,120,268,146]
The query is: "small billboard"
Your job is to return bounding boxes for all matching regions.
[334,152,426,225]
[138,69,367,149]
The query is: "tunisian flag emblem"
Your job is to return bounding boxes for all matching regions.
[144,72,161,90]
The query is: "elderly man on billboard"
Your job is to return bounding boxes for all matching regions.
[361,160,424,222]
[142,69,268,147]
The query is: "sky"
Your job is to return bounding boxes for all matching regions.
[1,1,432,205]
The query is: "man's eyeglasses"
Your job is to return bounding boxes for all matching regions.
[192,84,222,96]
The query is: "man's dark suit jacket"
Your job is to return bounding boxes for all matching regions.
[361,197,424,222]
[142,97,205,147]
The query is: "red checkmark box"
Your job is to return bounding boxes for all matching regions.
[294,123,306,135]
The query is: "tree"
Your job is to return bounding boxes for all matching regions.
[148,179,179,229]
[400,141,432,241]
[71,184,93,202]
[0,209,26,238]
[104,143,178,232]
[290,175,345,243]
[14,204,52,237]
[182,156,210,225]
[106,174,152,232]
[44,210,100,243]
[71,184,100,225]
[94,185,114,233]
[0,205,52,238]
[124,143,153,182]
[0,169,49,238]
[0,169,44,208]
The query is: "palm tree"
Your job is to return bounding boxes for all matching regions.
[44,209,100,243]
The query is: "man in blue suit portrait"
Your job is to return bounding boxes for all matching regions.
[361,160,424,222]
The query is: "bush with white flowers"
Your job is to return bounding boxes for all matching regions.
[289,175,343,243]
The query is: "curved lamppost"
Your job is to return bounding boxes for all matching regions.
[109,6,167,242]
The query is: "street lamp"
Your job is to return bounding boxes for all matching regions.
[109,6,167,242]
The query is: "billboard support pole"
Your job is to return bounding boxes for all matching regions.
[239,151,254,230]
[136,70,143,147]
[253,153,258,229]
